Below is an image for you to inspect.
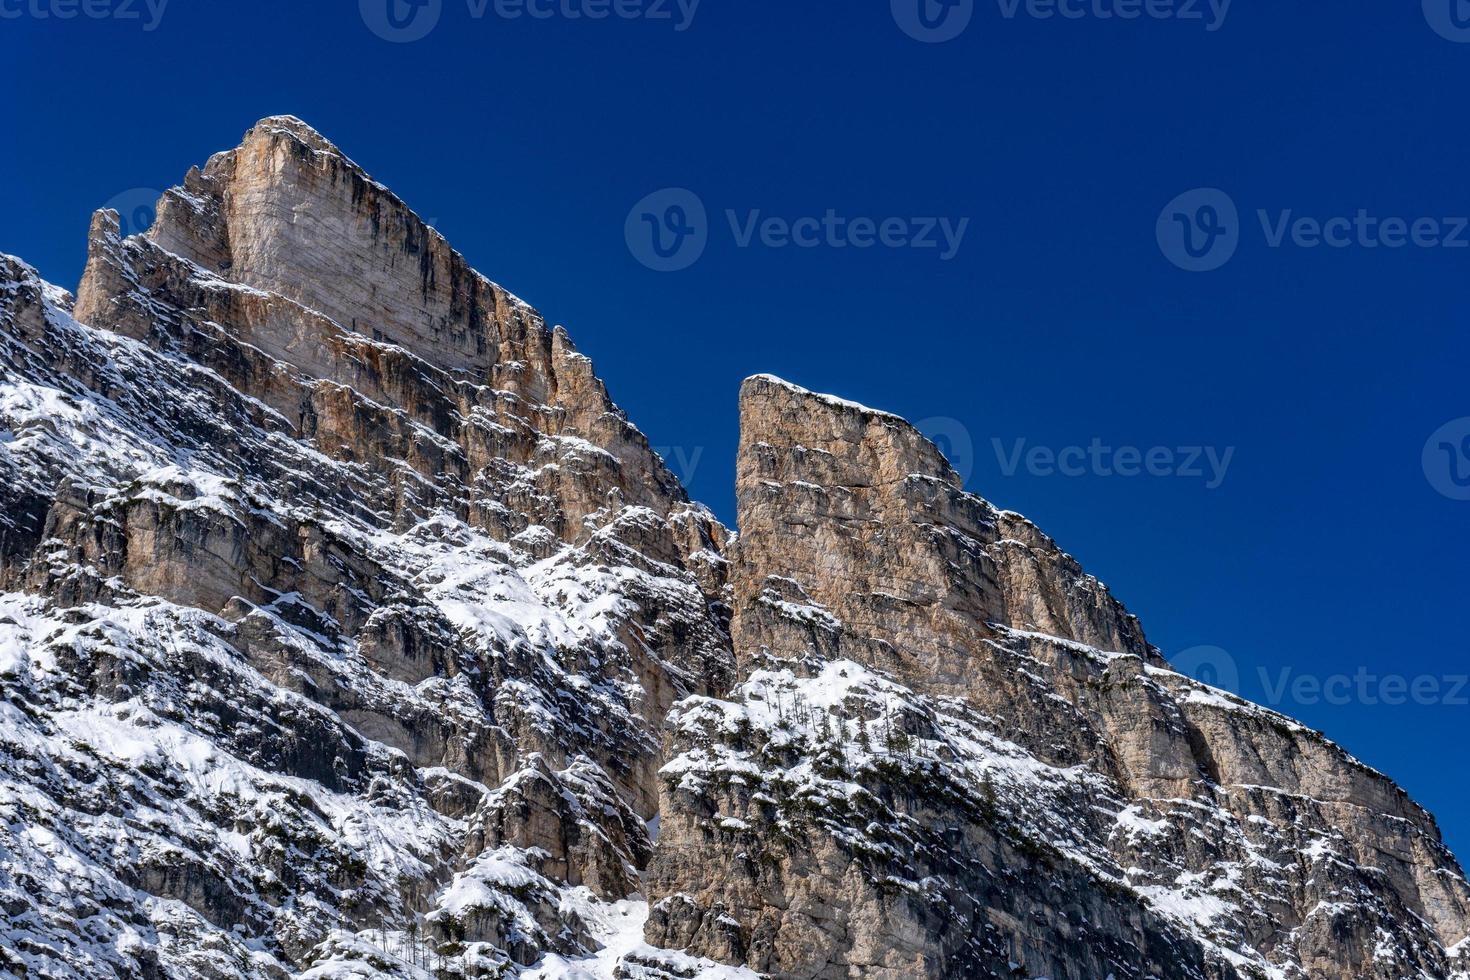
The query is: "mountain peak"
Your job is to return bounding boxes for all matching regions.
[233,115,376,180]
[742,373,907,422]
[739,371,961,492]
[70,120,694,517]
[248,113,335,146]
[76,117,518,381]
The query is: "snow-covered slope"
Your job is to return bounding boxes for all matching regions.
[0,116,743,979]
[1,119,1466,980]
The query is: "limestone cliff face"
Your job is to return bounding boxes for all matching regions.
[83,117,523,384]
[732,374,1154,675]
[1,119,1467,980]
[730,374,1156,763]
[73,117,688,534]
[644,375,1470,980]
[0,119,737,980]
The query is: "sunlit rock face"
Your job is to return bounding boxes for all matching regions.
[1,118,737,980]
[644,375,1470,980]
[1,119,1467,980]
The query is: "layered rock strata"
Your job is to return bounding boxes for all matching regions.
[0,118,1465,980]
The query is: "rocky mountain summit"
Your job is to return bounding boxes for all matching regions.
[0,117,1466,980]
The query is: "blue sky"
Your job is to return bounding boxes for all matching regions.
[3,0,1468,855]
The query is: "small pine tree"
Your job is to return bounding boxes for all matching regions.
[892,726,912,760]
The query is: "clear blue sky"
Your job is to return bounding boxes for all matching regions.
[4,1,1468,856]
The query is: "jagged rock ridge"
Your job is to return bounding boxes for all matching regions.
[0,116,742,980]
[0,118,1465,980]
[644,376,1470,980]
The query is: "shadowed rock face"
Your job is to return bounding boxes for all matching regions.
[643,375,1470,980]
[1,119,1467,980]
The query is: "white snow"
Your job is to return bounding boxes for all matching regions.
[745,374,905,421]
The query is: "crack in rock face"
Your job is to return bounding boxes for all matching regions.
[0,118,1466,980]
